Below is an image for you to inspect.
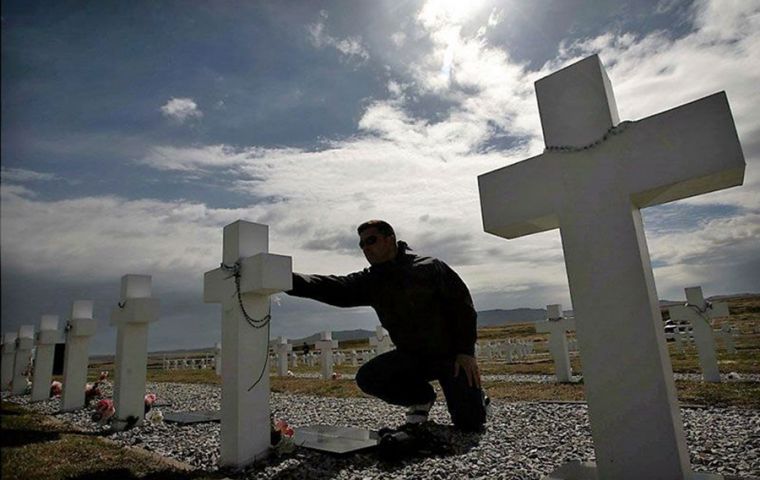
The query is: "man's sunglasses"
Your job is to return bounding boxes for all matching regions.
[359,235,379,248]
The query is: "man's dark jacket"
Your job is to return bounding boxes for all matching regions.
[287,249,477,357]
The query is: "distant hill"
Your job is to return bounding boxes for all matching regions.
[291,329,375,345]
[476,308,549,327]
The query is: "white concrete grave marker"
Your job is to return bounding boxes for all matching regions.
[12,325,35,394]
[204,220,292,467]
[275,337,292,377]
[535,305,576,383]
[61,300,97,412]
[369,325,393,355]
[214,342,222,375]
[2,332,18,391]
[32,315,61,401]
[668,287,728,382]
[478,54,744,480]
[110,274,160,430]
[316,331,339,380]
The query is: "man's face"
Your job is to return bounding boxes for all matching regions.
[359,227,397,265]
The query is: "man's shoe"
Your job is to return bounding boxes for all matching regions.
[405,400,434,425]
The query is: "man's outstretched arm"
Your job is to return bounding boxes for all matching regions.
[287,271,371,308]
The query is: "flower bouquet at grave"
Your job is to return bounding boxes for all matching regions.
[270,417,296,456]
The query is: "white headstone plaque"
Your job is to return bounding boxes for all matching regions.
[479,55,744,479]
[204,220,292,467]
[316,331,339,380]
[110,274,160,430]
[668,287,728,382]
[61,300,97,411]
[275,337,292,377]
[31,315,61,401]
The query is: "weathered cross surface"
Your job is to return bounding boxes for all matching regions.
[204,220,292,468]
[534,305,575,383]
[61,300,97,412]
[2,333,18,391]
[669,287,728,382]
[110,275,160,430]
[12,325,35,395]
[32,315,61,401]
[479,55,745,480]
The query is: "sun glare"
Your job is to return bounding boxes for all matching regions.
[420,0,489,26]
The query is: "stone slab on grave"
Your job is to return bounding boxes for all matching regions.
[293,425,379,454]
[31,315,61,402]
[204,220,292,468]
[668,287,728,382]
[163,410,221,424]
[110,274,160,431]
[478,54,744,480]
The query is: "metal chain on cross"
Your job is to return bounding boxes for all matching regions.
[220,262,272,329]
[219,261,273,391]
[545,120,634,152]
[684,301,714,327]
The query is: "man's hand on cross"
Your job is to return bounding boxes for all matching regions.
[453,353,481,388]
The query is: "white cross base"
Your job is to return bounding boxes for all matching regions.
[204,220,292,468]
[110,275,160,430]
[534,305,576,383]
[316,331,339,379]
[668,287,728,382]
[32,315,61,402]
[480,55,744,480]
[61,300,97,412]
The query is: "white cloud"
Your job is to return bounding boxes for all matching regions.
[0,167,59,183]
[308,11,370,63]
[160,97,203,123]
[390,32,406,47]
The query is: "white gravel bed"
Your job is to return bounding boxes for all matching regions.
[4,382,760,479]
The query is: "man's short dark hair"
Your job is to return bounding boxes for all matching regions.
[357,220,395,237]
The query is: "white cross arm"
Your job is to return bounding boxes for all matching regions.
[68,300,97,337]
[535,318,576,333]
[110,298,160,326]
[204,253,292,303]
[479,92,745,240]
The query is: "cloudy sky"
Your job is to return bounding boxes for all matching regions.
[2,0,758,355]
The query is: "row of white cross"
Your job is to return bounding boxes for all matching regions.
[0,275,158,432]
[534,288,736,384]
[2,53,747,479]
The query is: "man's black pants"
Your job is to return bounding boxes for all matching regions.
[355,349,486,432]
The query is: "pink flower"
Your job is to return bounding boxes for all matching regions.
[144,393,157,413]
[50,380,63,397]
[275,419,294,438]
[92,398,115,424]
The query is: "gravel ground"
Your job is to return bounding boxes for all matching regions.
[4,382,760,479]
[294,372,760,383]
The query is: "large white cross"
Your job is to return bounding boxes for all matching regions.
[534,304,576,383]
[479,55,744,480]
[668,287,728,382]
[204,220,292,468]
[31,315,61,402]
[61,300,97,411]
[110,275,160,430]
